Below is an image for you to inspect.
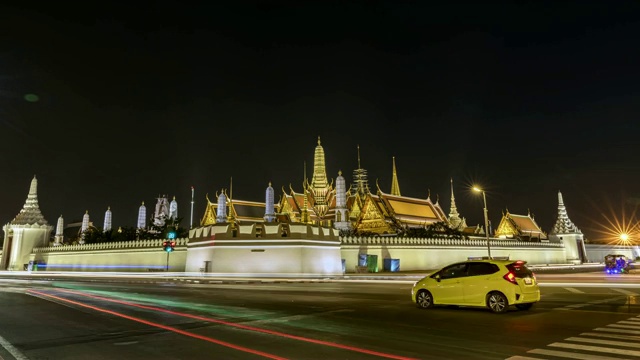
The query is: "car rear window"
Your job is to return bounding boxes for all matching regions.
[506,262,533,278]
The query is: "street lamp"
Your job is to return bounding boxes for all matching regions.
[473,186,492,259]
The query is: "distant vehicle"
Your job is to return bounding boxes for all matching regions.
[604,254,631,274]
[411,259,540,314]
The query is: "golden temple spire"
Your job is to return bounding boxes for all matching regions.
[390,156,401,196]
[309,136,331,219]
[449,178,459,217]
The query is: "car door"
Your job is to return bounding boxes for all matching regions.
[462,262,500,305]
[432,262,468,304]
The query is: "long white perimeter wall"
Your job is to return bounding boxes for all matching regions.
[341,237,567,272]
[31,239,188,272]
[584,244,640,263]
[29,237,638,274]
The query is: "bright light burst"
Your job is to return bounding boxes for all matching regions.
[584,195,640,245]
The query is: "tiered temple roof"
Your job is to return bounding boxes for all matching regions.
[10,176,48,226]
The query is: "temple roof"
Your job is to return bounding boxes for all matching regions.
[495,210,548,239]
[377,190,446,226]
[11,176,49,226]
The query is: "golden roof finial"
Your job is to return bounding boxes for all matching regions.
[317,136,321,145]
[390,156,401,196]
[357,145,361,169]
[338,170,342,176]
[269,181,272,187]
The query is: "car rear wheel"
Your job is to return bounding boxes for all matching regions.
[487,292,508,314]
[416,290,434,309]
[515,303,534,311]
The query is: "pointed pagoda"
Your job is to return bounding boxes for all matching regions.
[390,157,401,196]
[1,176,53,270]
[550,191,581,234]
[549,191,586,264]
[447,178,469,231]
[275,136,336,227]
[306,136,336,223]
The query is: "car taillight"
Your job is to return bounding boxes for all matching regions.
[503,271,518,285]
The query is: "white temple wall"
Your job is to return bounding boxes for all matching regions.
[5,226,52,271]
[549,234,583,264]
[31,238,188,272]
[185,242,342,275]
[584,244,640,263]
[340,236,567,272]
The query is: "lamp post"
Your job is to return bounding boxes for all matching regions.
[473,186,492,259]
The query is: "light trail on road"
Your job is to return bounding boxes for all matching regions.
[27,289,287,360]
[31,288,419,360]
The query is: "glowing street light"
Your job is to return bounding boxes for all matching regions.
[473,186,492,259]
[620,233,630,242]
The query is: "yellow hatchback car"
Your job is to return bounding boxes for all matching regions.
[411,259,540,313]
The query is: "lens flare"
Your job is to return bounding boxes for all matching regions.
[582,194,640,245]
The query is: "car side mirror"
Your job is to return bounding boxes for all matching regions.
[435,274,441,282]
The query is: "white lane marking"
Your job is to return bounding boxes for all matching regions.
[608,323,640,330]
[528,348,619,360]
[564,287,585,293]
[0,333,28,360]
[549,341,640,356]
[504,356,546,360]
[626,317,640,321]
[612,288,638,295]
[581,331,640,341]
[594,327,640,335]
[565,336,640,348]
[618,320,640,325]
[114,341,139,346]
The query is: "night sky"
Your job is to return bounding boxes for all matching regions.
[2,1,640,241]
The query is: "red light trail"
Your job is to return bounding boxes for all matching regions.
[29,288,418,360]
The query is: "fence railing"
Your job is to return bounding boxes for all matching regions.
[33,238,188,253]
[340,236,565,248]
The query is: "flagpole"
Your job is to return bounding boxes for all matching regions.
[190,186,194,229]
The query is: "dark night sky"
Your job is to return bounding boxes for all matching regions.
[2,1,640,241]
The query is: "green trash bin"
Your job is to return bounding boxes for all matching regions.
[366,255,378,273]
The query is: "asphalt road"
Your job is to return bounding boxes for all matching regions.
[0,273,638,360]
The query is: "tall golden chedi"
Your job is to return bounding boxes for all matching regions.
[278,136,336,226]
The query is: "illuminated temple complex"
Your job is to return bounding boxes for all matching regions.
[2,137,615,274]
[198,137,488,236]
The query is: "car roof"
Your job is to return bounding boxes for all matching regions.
[465,259,525,265]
